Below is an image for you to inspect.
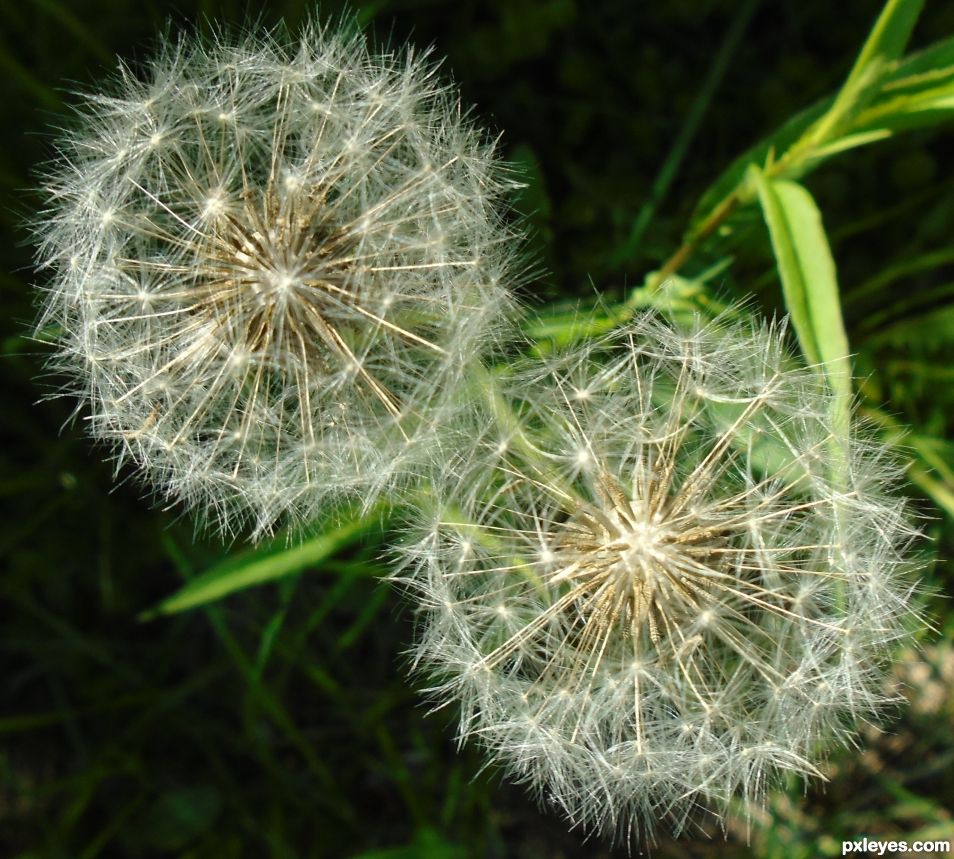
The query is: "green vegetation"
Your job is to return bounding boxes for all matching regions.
[1,0,952,856]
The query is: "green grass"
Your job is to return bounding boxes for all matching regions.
[1,0,952,856]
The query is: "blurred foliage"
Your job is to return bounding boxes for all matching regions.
[1,0,953,856]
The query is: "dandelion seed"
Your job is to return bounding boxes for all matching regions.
[32,15,521,539]
[396,311,922,842]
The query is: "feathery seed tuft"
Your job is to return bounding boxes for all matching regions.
[396,311,922,841]
[33,17,521,538]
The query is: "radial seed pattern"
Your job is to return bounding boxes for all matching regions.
[34,19,521,537]
[398,312,920,840]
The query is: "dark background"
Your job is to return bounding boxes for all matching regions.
[2,1,953,857]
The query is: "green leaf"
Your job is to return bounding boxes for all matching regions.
[799,0,924,147]
[141,513,378,619]
[688,99,830,232]
[687,4,940,239]
[852,31,954,135]
[525,264,733,350]
[883,33,954,84]
[798,128,893,161]
[811,28,954,138]
[750,167,851,432]
[852,80,954,134]
[842,0,924,89]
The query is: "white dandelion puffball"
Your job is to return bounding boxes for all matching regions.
[33,17,521,538]
[398,311,921,841]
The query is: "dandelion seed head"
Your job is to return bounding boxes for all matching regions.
[396,311,923,842]
[32,16,522,539]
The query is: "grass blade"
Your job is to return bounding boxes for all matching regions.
[612,0,761,264]
[141,512,380,619]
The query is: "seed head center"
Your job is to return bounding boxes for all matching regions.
[194,187,360,361]
[258,265,303,302]
[618,518,669,569]
[552,472,725,642]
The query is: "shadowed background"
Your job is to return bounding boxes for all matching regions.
[1,1,952,856]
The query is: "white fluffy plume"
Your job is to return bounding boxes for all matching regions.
[396,311,921,841]
[33,16,521,539]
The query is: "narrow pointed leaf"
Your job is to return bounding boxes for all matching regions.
[142,514,377,618]
[844,0,924,89]
[750,166,852,434]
